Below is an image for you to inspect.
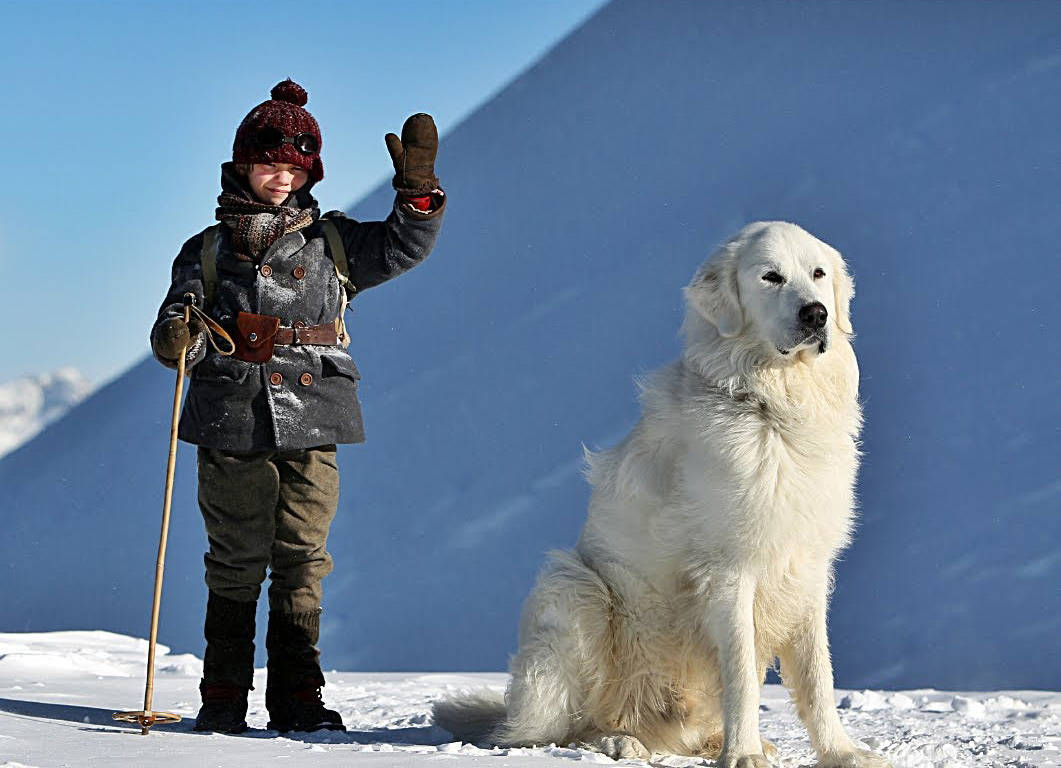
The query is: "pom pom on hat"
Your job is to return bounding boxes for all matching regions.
[270,79,308,107]
[232,79,324,182]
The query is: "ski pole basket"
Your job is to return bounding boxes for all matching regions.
[112,709,182,733]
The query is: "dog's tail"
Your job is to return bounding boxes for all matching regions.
[431,688,508,744]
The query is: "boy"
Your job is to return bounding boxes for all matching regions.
[150,80,444,733]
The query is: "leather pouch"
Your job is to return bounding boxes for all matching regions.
[234,311,281,363]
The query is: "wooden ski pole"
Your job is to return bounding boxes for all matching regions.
[114,293,195,734]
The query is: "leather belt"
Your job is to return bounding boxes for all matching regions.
[275,323,339,346]
[231,312,341,363]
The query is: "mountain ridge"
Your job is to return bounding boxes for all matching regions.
[1,0,1057,690]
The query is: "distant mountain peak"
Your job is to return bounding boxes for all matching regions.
[0,368,93,457]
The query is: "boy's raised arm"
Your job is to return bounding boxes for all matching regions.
[328,113,446,292]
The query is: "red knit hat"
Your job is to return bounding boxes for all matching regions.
[232,80,324,182]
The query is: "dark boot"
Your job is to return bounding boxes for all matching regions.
[194,592,256,734]
[195,681,249,734]
[265,610,345,733]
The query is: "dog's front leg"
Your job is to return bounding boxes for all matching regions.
[706,572,768,768]
[778,592,892,768]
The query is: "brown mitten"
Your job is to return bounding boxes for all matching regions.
[154,316,205,362]
[385,113,439,195]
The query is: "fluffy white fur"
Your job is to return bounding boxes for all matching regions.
[434,222,891,767]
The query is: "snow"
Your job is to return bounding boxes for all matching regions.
[0,368,92,458]
[0,632,1058,767]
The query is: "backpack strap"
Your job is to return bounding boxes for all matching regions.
[320,218,354,348]
[320,218,349,285]
[200,224,222,309]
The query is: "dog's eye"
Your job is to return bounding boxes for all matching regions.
[813,268,826,279]
[761,271,785,285]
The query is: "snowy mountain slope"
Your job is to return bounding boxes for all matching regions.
[0,631,1058,768]
[1,0,1059,690]
[0,368,91,458]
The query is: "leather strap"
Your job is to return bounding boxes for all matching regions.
[188,301,235,356]
[274,323,339,346]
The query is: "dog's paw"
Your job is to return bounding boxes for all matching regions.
[592,733,651,760]
[699,736,774,760]
[817,748,893,768]
[717,753,770,768]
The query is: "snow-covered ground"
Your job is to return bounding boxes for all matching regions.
[0,369,91,458]
[0,632,1057,767]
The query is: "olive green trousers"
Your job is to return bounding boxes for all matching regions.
[197,445,339,615]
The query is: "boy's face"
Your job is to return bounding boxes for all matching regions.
[247,163,310,205]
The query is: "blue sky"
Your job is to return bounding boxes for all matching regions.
[0,0,605,385]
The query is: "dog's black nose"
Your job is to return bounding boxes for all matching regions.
[799,302,828,329]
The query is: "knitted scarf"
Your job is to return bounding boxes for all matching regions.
[215,193,316,262]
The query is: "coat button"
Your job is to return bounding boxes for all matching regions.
[270,372,283,386]
[299,373,314,386]
[260,264,273,277]
[292,266,306,279]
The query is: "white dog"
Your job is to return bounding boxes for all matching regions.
[434,222,891,768]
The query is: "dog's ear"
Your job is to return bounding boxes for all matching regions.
[831,249,855,335]
[685,247,743,338]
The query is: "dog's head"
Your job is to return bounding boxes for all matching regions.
[684,221,853,362]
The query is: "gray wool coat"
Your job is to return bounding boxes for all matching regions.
[151,164,445,452]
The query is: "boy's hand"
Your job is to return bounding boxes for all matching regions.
[385,113,439,196]
[154,316,205,362]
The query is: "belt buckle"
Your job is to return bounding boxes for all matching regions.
[291,322,307,345]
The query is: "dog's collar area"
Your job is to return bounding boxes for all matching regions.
[697,378,770,414]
